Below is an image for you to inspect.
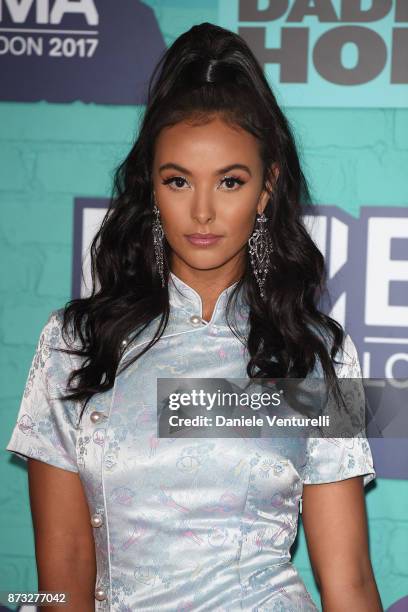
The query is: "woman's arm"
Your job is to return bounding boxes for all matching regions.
[28,459,97,611]
[301,475,383,611]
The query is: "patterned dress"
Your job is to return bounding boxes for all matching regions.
[6,271,376,611]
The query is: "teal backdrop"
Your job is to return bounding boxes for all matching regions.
[1,1,407,610]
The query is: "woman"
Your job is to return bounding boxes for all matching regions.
[6,22,382,612]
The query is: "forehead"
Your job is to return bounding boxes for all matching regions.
[153,115,262,169]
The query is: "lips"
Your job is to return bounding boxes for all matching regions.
[187,234,222,239]
[185,234,223,246]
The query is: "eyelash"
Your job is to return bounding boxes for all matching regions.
[161,175,245,191]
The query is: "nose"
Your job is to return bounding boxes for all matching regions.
[191,189,215,224]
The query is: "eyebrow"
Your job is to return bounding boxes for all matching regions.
[158,162,252,177]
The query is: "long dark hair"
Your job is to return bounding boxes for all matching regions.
[59,22,346,422]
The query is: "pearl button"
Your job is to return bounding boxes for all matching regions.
[190,314,202,326]
[91,513,103,528]
[94,587,107,601]
[121,339,127,346]
[90,411,104,424]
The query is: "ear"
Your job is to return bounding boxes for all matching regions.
[257,163,280,215]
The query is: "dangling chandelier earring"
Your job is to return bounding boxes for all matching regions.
[152,194,165,288]
[248,211,274,300]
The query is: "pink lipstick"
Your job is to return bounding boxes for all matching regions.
[185,233,223,247]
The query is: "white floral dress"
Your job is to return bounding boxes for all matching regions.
[6,271,376,611]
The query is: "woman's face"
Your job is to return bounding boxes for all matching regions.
[152,113,277,277]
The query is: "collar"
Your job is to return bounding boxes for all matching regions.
[168,270,249,327]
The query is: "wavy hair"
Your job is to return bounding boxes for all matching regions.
[58,22,346,422]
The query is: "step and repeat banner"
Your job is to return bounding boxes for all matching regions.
[0,0,406,105]
[1,1,407,610]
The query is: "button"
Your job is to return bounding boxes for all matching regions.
[190,314,202,326]
[121,339,127,346]
[94,587,107,601]
[90,411,104,424]
[91,513,103,528]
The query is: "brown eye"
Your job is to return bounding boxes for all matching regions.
[221,176,245,190]
[162,176,188,189]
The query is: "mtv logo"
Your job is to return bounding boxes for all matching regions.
[305,206,408,332]
[304,206,408,378]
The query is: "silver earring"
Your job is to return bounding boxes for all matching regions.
[152,198,165,288]
[248,211,274,299]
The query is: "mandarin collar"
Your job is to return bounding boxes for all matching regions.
[168,270,249,327]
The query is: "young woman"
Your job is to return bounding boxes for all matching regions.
[6,22,382,612]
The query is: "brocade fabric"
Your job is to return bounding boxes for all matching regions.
[6,271,376,611]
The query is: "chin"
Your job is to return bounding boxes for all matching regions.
[180,255,229,272]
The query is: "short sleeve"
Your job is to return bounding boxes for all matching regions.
[301,333,376,488]
[5,309,80,473]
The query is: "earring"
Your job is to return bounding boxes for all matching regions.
[248,211,274,299]
[152,197,165,288]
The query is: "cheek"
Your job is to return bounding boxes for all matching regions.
[226,215,253,240]
[222,199,256,234]
[156,202,183,235]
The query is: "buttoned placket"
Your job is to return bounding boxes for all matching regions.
[167,271,240,327]
[85,272,248,609]
[119,272,246,358]
[86,408,110,608]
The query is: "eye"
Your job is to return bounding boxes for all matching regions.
[162,176,189,190]
[220,176,245,190]
[161,175,245,191]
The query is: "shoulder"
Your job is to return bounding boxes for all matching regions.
[36,307,83,360]
[333,333,362,379]
[308,322,361,379]
[39,307,74,347]
[25,308,82,397]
